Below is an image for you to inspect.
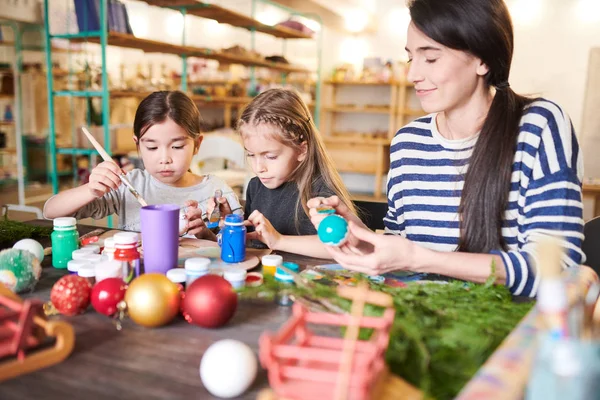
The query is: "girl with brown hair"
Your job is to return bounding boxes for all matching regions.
[44,91,242,238]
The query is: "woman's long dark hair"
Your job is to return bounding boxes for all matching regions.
[408,0,535,253]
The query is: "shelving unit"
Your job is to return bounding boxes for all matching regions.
[0,22,45,218]
[44,0,321,194]
[320,80,422,199]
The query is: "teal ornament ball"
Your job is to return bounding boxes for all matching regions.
[0,248,42,293]
[317,214,349,246]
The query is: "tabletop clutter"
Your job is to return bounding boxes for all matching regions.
[1,203,599,399]
[0,201,370,399]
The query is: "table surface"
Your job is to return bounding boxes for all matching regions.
[0,221,333,400]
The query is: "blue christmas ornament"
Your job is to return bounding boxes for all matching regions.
[317,214,349,246]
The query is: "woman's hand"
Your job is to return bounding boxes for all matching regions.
[245,210,282,249]
[88,161,122,198]
[183,200,216,241]
[307,195,366,230]
[324,221,420,275]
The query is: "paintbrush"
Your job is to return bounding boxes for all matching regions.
[206,189,222,229]
[81,126,148,207]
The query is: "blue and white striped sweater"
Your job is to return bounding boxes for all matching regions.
[384,99,584,297]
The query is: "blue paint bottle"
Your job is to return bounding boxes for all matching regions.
[219,214,246,263]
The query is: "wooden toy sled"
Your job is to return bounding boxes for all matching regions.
[0,285,75,381]
[259,282,423,400]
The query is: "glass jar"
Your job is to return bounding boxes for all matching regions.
[102,237,116,261]
[224,267,247,290]
[51,217,79,268]
[114,232,140,283]
[77,264,96,286]
[185,257,210,287]
[261,254,283,276]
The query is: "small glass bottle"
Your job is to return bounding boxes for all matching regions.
[185,257,210,287]
[102,237,116,261]
[82,244,100,254]
[167,268,187,289]
[51,217,80,268]
[219,214,246,263]
[261,254,282,276]
[275,262,299,306]
[77,264,96,286]
[94,260,123,283]
[114,232,140,283]
[67,259,90,275]
[224,267,247,290]
[71,248,96,261]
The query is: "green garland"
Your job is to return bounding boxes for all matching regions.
[0,216,53,250]
[241,275,533,399]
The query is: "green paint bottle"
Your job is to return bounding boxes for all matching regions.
[51,217,79,269]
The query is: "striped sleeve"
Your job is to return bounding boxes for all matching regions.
[384,169,405,235]
[493,102,585,297]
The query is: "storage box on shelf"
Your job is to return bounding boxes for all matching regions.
[319,80,423,199]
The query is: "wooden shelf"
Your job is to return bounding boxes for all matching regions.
[71,32,308,73]
[110,90,151,98]
[0,94,14,99]
[325,80,415,87]
[0,148,17,155]
[70,32,189,55]
[325,80,396,86]
[0,41,82,54]
[0,121,15,126]
[324,135,389,146]
[191,95,252,105]
[403,108,424,117]
[140,1,313,39]
[323,106,392,115]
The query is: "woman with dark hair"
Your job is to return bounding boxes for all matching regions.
[308,0,584,297]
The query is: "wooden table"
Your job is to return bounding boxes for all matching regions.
[0,221,333,400]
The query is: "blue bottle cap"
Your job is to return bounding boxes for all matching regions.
[224,214,244,225]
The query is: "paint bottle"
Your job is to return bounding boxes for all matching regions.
[82,244,100,254]
[219,214,246,263]
[224,267,247,290]
[71,248,96,261]
[185,257,211,287]
[261,254,282,276]
[102,237,116,261]
[275,262,299,306]
[51,217,79,268]
[113,232,140,283]
[77,264,96,286]
[67,259,90,275]
[167,268,187,289]
[95,260,123,283]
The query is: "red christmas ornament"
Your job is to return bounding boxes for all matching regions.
[183,275,237,328]
[50,275,92,316]
[91,278,127,316]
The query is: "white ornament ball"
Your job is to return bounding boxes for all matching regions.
[199,339,257,398]
[13,239,44,262]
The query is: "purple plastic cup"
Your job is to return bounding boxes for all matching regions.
[140,204,179,275]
